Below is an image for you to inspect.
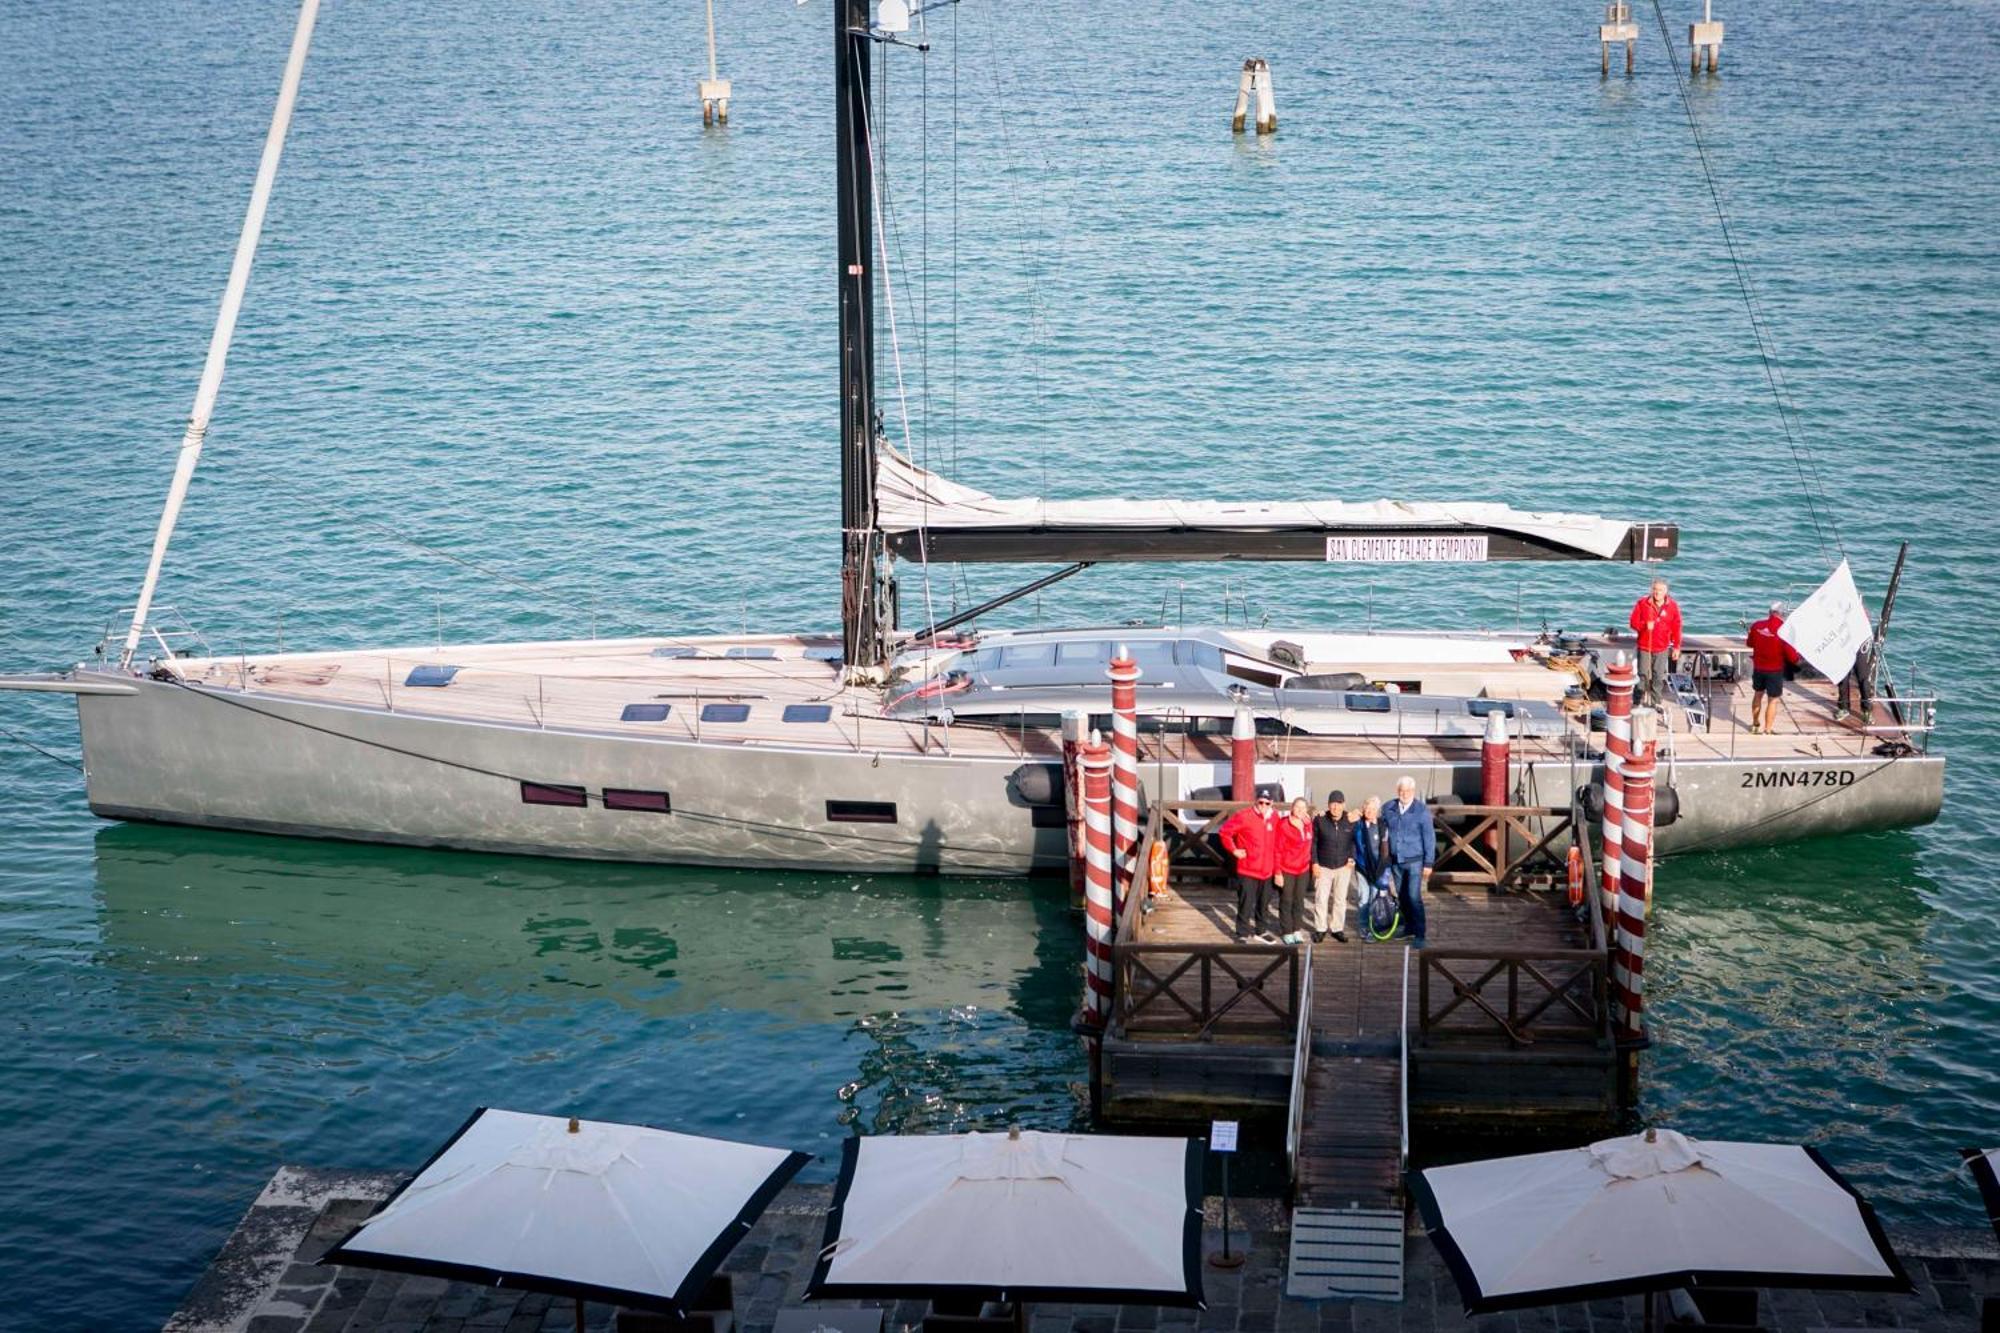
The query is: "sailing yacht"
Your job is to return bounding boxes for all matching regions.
[0,0,1943,873]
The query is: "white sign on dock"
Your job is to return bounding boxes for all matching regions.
[1324,535,1490,563]
[1210,1120,1239,1153]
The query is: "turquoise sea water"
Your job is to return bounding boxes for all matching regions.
[2,1,1996,1325]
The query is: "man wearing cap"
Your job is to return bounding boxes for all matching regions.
[1218,793,1279,941]
[1628,577,1683,708]
[1746,600,1803,734]
[1310,790,1358,944]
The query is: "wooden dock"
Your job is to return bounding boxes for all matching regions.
[1094,799,1620,1220]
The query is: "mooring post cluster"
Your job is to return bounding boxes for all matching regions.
[1688,0,1724,74]
[1599,1,1639,76]
[1107,646,1142,923]
[1231,58,1277,135]
[699,0,731,125]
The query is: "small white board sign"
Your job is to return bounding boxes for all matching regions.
[1210,1120,1239,1153]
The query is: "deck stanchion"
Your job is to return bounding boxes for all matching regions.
[1061,709,1088,912]
[1079,735,1117,1026]
[1231,706,1257,801]
[1108,646,1142,921]
[1481,709,1510,865]
[1598,655,1636,937]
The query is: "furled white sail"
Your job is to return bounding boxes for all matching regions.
[875,446,1653,562]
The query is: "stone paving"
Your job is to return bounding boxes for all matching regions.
[168,1168,1999,1333]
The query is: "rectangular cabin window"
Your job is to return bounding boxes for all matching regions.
[782,704,834,724]
[1467,699,1516,718]
[1029,805,1067,829]
[521,782,587,808]
[603,788,671,813]
[1056,641,1106,665]
[700,703,751,722]
[827,800,898,824]
[724,646,777,660]
[1126,641,1176,669]
[1345,693,1393,713]
[1224,660,1285,687]
[998,643,1056,668]
[404,664,460,687]
[621,703,672,722]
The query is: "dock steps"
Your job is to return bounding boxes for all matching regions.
[1285,1206,1405,1302]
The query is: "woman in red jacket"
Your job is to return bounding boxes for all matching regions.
[1219,794,1278,941]
[1273,797,1316,945]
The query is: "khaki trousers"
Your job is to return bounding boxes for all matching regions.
[1311,863,1355,934]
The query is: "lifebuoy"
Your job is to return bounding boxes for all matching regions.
[1566,844,1586,906]
[1147,841,1170,898]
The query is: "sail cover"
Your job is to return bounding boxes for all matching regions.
[876,448,1677,564]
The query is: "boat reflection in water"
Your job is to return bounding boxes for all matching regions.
[90,823,1087,1149]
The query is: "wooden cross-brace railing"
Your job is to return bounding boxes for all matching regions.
[1115,942,1302,1040]
[1417,947,1607,1048]
[1431,804,1574,889]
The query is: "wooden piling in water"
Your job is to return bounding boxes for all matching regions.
[1108,646,1142,922]
[1600,1,1639,75]
[1231,58,1277,135]
[1689,0,1723,74]
[1079,735,1116,1026]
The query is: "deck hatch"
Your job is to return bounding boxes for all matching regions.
[521,782,587,808]
[404,664,460,687]
[1467,699,1516,718]
[804,645,844,662]
[651,646,698,659]
[827,800,898,824]
[700,703,751,722]
[724,647,778,660]
[620,703,672,722]
[782,704,834,723]
[603,789,671,813]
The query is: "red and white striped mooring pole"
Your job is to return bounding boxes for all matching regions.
[1078,734,1116,1026]
[1060,709,1088,912]
[1480,707,1510,862]
[1597,654,1637,937]
[1230,705,1257,801]
[1612,706,1659,1040]
[1107,646,1142,922]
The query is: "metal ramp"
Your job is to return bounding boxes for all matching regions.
[1286,1206,1405,1301]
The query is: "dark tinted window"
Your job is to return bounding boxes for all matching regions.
[404,665,459,687]
[621,703,671,722]
[701,703,751,722]
[603,789,670,813]
[1346,693,1393,713]
[783,704,834,723]
[827,800,897,824]
[1467,699,1516,718]
[521,782,586,807]
[998,644,1055,668]
[1029,805,1068,829]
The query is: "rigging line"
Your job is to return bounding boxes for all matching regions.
[1646,0,1842,564]
[0,727,84,773]
[950,0,960,481]
[861,73,939,641]
[156,678,1039,869]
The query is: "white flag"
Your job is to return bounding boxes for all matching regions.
[1779,559,1873,681]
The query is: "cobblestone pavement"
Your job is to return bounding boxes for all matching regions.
[167,1169,1999,1333]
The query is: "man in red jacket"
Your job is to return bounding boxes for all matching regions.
[1746,600,1803,734]
[1219,793,1278,941]
[1628,577,1683,708]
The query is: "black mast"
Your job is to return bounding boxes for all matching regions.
[836,0,883,667]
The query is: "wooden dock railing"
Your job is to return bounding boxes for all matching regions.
[1115,942,1306,1039]
[1416,944,1608,1048]
[1431,803,1576,889]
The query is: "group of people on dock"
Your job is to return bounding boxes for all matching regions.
[1218,778,1435,950]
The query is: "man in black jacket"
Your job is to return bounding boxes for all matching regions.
[1310,791,1359,943]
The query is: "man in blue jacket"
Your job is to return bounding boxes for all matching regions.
[1378,776,1435,947]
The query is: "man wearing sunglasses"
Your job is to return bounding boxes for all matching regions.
[1219,792,1280,941]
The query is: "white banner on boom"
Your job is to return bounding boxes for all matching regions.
[1779,559,1872,681]
[1325,534,1490,563]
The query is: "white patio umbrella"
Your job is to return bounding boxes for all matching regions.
[1964,1147,2000,1243]
[323,1108,808,1318]
[806,1128,1204,1307]
[1412,1128,1910,1316]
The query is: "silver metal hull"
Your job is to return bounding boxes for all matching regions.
[70,674,1943,873]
